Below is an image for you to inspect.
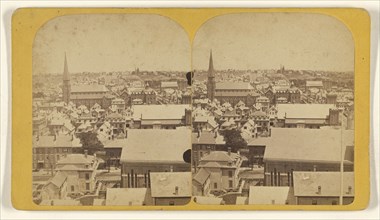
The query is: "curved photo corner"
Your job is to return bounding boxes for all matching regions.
[31,13,193,207]
[191,12,355,206]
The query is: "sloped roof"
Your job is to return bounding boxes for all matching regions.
[106,188,148,206]
[71,84,108,93]
[194,196,223,205]
[277,104,334,119]
[252,111,267,117]
[120,128,191,164]
[306,81,323,87]
[200,151,238,163]
[48,171,67,188]
[161,81,178,88]
[216,82,253,90]
[193,168,211,185]
[293,171,354,197]
[264,128,354,163]
[33,135,82,148]
[192,131,216,145]
[132,104,189,120]
[249,186,290,205]
[150,172,192,198]
[56,154,96,165]
[106,112,123,119]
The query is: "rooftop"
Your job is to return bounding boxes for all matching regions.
[194,196,223,205]
[192,131,219,145]
[306,81,323,87]
[132,104,189,120]
[150,172,192,198]
[200,151,239,163]
[33,135,82,148]
[277,104,335,119]
[161,81,178,88]
[120,128,191,164]
[293,171,354,197]
[105,188,149,206]
[216,82,253,90]
[264,128,354,163]
[193,168,211,185]
[56,154,96,165]
[249,186,290,205]
[71,84,108,93]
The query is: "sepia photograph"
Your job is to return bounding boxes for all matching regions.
[30,12,356,207]
[191,13,355,205]
[32,14,193,206]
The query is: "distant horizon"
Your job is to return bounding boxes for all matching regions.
[33,67,354,76]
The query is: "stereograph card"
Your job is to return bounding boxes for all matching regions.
[11,8,370,210]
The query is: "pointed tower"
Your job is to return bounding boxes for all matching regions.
[207,50,216,101]
[62,53,71,104]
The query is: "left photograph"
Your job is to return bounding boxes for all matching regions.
[31,14,192,206]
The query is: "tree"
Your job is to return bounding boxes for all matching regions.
[220,129,247,153]
[77,131,104,155]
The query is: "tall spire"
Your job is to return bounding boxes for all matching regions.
[208,50,214,76]
[62,52,71,104]
[63,52,69,81]
[207,49,216,101]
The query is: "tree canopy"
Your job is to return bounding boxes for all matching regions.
[77,131,104,155]
[220,129,247,153]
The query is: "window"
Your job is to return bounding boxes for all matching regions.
[214,183,218,189]
[71,186,75,192]
[85,173,90,180]
[312,200,317,205]
[332,200,338,205]
[228,171,233,178]
[229,180,233,188]
[169,201,175,206]
[86,183,90,190]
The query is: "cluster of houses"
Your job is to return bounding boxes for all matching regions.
[32,53,355,206]
[189,52,355,205]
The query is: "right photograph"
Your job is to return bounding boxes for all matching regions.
[191,13,355,205]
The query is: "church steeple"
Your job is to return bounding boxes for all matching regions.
[63,52,69,81]
[208,50,214,76]
[207,50,216,101]
[62,53,71,104]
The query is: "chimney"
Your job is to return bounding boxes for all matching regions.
[197,130,200,138]
[214,131,218,138]
[228,147,231,155]
[84,150,88,158]
[174,186,179,195]
[347,186,352,194]
[71,134,74,141]
[317,186,321,194]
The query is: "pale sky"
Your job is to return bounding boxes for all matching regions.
[33,14,191,74]
[33,13,354,75]
[193,13,354,72]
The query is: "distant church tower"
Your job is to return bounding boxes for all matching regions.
[62,53,71,104]
[207,50,216,101]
